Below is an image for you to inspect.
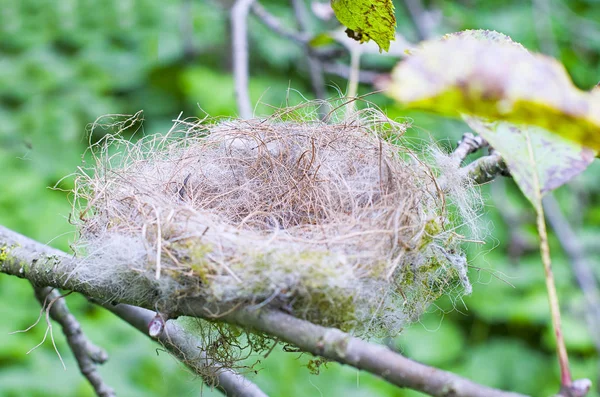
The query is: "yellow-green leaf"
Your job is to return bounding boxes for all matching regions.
[386,29,600,151]
[330,0,396,52]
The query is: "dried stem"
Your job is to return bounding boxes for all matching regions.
[33,286,115,397]
[524,133,572,391]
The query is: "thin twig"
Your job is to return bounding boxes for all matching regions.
[251,2,307,44]
[231,0,256,119]
[33,287,115,397]
[103,303,268,397]
[290,0,327,100]
[525,132,572,390]
[452,133,488,165]
[438,133,505,191]
[401,0,432,40]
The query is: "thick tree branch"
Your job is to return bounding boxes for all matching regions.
[0,225,535,397]
[33,286,115,397]
[103,303,268,397]
[222,309,528,397]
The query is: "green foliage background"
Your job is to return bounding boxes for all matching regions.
[1,1,599,396]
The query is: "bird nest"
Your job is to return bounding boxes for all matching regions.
[72,105,477,337]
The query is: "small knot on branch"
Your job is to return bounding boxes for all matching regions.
[148,313,166,338]
[555,379,592,397]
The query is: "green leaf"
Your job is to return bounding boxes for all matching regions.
[465,117,594,207]
[386,29,600,151]
[308,33,336,47]
[330,0,396,52]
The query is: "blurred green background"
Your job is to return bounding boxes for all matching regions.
[1,0,600,396]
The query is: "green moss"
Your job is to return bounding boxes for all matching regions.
[172,239,214,283]
[418,217,443,249]
[294,290,357,332]
[307,358,328,375]
[401,266,415,286]
[0,246,9,264]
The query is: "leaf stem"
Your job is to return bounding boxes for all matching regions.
[526,132,572,387]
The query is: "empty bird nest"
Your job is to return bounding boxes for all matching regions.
[72,103,479,338]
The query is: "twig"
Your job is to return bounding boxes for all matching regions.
[33,287,115,397]
[290,0,327,100]
[231,0,256,119]
[346,49,361,99]
[0,225,540,397]
[452,133,488,164]
[464,152,509,185]
[438,132,506,191]
[103,303,268,397]
[525,133,573,392]
[251,2,307,45]
[401,0,432,41]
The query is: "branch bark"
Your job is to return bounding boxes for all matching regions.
[33,286,115,397]
[251,2,307,45]
[0,225,534,397]
[103,303,268,397]
[465,152,509,185]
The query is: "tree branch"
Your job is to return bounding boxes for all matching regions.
[103,303,268,397]
[33,286,115,397]
[0,225,537,397]
[223,308,528,397]
[465,152,509,185]
[401,0,432,41]
[251,2,307,45]
[452,132,488,164]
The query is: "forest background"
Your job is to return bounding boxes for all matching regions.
[1,0,600,396]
